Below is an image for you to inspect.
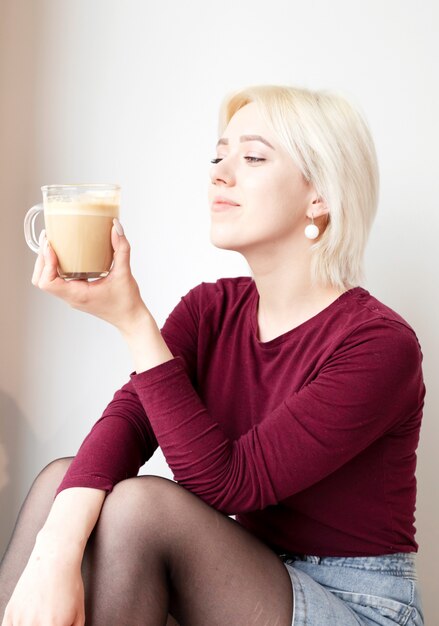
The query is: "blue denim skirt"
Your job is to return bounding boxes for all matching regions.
[279,552,423,626]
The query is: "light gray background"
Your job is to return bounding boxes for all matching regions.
[1,0,437,622]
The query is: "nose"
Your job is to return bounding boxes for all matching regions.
[210,158,235,187]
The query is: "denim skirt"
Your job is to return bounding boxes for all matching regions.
[279,552,423,626]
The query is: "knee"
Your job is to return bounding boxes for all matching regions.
[109,474,179,513]
[35,456,74,487]
[99,475,182,535]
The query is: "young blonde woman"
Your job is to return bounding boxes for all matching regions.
[0,85,425,625]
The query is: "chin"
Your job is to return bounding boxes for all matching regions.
[210,227,244,252]
[210,238,238,252]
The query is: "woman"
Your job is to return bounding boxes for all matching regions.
[0,85,425,625]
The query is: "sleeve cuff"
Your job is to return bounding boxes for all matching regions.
[55,473,116,497]
[129,356,186,388]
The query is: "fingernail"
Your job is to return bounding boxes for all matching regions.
[43,238,50,256]
[113,218,124,236]
[39,229,46,250]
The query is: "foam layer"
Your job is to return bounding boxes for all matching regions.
[45,200,119,217]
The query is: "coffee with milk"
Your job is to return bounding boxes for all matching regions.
[24,185,120,279]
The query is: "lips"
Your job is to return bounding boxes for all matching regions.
[211,196,241,212]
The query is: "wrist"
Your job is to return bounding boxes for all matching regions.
[118,305,154,339]
[33,487,106,562]
[34,527,85,564]
[120,309,174,374]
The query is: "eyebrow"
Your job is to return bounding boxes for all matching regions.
[216,135,275,150]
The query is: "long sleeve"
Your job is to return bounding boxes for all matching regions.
[56,381,158,493]
[56,288,202,495]
[129,319,425,515]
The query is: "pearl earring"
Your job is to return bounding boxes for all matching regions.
[304,214,320,240]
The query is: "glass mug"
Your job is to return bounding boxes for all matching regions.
[24,184,120,279]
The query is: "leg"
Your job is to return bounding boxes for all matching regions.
[0,459,190,626]
[0,457,74,614]
[83,475,293,625]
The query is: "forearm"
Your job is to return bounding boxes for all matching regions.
[120,308,174,374]
[34,487,106,562]
[4,488,104,623]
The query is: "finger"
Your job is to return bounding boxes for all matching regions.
[110,219,131,274]
[73,613,85,626]
[36,236,95,308]
[39,238,60,283]
[37,239,70,297]
[31,229,47,285]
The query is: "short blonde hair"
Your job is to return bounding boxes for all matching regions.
[218,85,379,290]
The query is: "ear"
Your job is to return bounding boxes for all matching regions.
[307,196,329,220]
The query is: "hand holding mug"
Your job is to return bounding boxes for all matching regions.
[31,220,150,334]
[25,184,150,334]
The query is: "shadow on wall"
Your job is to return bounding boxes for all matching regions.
[0,390,38,559]
[0,0,44,559]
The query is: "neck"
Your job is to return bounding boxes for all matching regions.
[242,241,345,341]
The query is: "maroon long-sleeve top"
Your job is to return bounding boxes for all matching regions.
[57,278,425,557]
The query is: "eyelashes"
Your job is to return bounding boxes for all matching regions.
[210,156,266,164]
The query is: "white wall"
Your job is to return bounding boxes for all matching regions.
[1,0,438,622]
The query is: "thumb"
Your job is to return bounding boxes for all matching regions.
[111,219,131,269]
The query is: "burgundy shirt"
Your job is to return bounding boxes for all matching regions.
[57,278,425,557]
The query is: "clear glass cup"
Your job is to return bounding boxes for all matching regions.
[24,184,120,279]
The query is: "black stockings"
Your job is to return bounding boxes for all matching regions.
[0,458,293,625]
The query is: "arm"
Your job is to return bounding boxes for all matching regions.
[127,319,425,515]
[3,488,105,626]
[31,222,197,496]
[6,226,169,624]
[56,285,201,495]
[55,297,197,494]
[56,379,160,495]
[36,487,106,554]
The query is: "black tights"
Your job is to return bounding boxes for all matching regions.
[0,458,293,625]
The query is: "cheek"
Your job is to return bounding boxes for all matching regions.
[280,169,311,208]
[242,172,283,208]
[249,173,307,222]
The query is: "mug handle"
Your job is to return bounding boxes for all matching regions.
[24,204,44,253]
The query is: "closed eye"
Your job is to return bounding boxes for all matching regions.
[210,156,266,164]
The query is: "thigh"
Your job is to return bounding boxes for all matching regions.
[110,475,294,626]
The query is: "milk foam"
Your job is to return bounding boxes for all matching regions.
[45,200,119,217]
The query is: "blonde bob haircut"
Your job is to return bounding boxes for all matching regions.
[218,85,379,291]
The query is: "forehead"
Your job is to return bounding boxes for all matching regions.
[224,102,274,139]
